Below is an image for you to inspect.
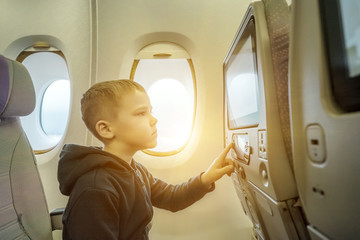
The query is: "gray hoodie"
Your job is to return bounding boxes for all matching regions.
[57,144,214,240]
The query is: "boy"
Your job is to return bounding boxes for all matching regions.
[58,80,234,240]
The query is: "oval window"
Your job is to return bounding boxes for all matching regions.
[131,42,196,156]
[18,50,71,153]
[41,79,70,138]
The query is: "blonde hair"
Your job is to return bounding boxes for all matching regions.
[81,79,145,141]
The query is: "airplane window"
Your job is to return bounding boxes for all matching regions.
[41,79,70,138]
[18,51,71,154]
[131,54,196,156]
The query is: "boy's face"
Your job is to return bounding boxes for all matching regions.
[110,90,158,151]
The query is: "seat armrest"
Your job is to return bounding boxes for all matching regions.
[50,208,65,230]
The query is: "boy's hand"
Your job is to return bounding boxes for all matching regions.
[201,143,235,186]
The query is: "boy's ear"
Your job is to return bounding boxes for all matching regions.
[95,120,114,140]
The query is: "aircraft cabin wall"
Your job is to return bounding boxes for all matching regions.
[0,0,257,239]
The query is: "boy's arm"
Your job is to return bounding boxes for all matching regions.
[148,172,214,212]
[143,143,234,212]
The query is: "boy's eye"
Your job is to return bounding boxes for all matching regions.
[136,111,146,116]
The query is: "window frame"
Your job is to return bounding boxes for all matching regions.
[17,49,70,155]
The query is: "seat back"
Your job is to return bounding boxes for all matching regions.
[0,55,52,240]
[289,0,360,238]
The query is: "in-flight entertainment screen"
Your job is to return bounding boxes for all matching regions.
[225,17,260,129]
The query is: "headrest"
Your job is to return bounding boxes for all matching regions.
[0,55,35,118]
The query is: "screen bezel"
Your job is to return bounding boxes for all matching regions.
[224,15,260,130]
[319,0,360,112]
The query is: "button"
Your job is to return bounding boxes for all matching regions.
[261,169,267,179]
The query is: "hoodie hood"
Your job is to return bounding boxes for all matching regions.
[58,144,133,196]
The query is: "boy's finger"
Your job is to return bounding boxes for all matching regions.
[219,143,234,158]
[221,158,234,167]
[225,158,234,165]
[219,165,234,177]
[224,158,234,176]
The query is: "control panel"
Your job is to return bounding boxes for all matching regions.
[232,133,251,164]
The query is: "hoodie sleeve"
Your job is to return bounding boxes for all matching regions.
[137,165,215,212]
[64,189,120,240]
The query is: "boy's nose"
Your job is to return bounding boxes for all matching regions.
[150,114,158,126]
